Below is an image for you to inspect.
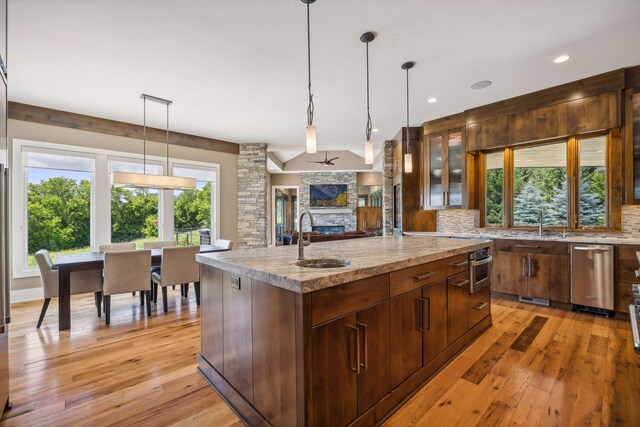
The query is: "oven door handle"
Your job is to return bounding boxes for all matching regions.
[470,256,492,267]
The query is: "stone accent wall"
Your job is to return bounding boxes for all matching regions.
[383,141,394,235]
[622,205,640,238]
[437,209,478,233]
[237,143,268,249]
[299,172,357,231]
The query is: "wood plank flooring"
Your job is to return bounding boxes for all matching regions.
[1,294,638,426]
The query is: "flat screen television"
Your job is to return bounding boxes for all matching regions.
[310,184,348,207]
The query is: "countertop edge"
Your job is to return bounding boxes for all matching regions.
[404,231,640,245]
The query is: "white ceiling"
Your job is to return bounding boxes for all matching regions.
[9,0,640,163]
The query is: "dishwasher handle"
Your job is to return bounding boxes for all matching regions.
[573,246,612,252]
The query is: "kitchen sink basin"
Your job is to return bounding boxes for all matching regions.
[296,258,352,268]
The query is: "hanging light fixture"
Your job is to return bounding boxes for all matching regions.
[401,61,415,173]
[361,32,375,165]
[112,94,197,190]
[303,0,317,153]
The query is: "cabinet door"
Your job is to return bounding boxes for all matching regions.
[222,272,253,402]
[427,133,445,208]
[528,253,569,302]
[356,301,390,415]
[389,288,423,388]
[491,251,527,295]
[468,284,491,327]
[423,279,448,364]
[200,266,223,372]
[446,130,463,207]
[447,271,470,345]
[311,314,358,427]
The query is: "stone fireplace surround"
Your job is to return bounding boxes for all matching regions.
[299,171,358,232]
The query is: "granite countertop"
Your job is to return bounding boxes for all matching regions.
[403,231,640,245]
[196,236,490,293]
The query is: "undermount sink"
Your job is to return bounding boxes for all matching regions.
[296,258,352,268]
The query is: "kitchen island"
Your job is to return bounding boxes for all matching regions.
[196,236,492,427]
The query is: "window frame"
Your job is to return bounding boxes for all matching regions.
[480,131,612,231]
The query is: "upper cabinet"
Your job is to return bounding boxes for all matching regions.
[425,129,464,209]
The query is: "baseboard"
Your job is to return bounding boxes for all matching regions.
[10,287,43,303]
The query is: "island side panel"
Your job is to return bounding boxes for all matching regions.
[252,280,298,427]
[200,265,223,372]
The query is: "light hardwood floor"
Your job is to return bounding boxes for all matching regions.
[0,294,638,426]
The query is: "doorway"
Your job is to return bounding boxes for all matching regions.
[272,185,299,246]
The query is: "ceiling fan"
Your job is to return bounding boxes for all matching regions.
[307,151,339,166]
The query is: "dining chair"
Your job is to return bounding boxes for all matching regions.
[143,240,178,301]
[99,242,136,252]
[102,249,152,325]
[151,246,200,313]
[34,249,103,329]
[214,239,233,250]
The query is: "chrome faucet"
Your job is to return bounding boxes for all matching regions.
[537,209,543,237]
[297,210,315,260]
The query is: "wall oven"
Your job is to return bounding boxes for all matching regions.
[469,248,492,294]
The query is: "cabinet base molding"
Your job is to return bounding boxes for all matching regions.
[492,291,572,311]
[351,315,492,427]
[197,356,270,427]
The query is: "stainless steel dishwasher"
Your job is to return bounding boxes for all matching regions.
[570,244,614,314]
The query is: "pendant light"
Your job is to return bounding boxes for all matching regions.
[303,0,317,153]
[112,94,197,190]
[401,61,415,173]
[361,32,375,165]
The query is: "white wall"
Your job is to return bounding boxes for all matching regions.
[9,119,238,292]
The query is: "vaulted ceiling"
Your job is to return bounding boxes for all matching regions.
[9,0,640,163]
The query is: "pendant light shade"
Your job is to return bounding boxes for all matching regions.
[361,32,375,165]
[365,140,374,164]
[306,125,317,153]
[401,61,415,174]
[112,94,196,190]
[303,0,317,153]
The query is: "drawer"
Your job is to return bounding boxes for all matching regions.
[446,253,469,277]
[312,274,389,326]
[390,259,446,297]
[615,281,635,314]
[468,285,491,327]
[615,245,640,283]
[493,239,568,255]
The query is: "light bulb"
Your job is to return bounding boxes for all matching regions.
[364,141,373,164]
[404,152,413,173]
[306,125,317,153]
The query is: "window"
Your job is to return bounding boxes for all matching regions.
[481,132,610,230]
[578,136,606,227]
[485,151,504,226]
[358,196,367,207]
[513,142,567,226]
[110,159,162,247]
[172,165,216,245]
[25,150,94,266]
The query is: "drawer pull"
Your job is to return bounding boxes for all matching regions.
[452,261,468,267]
[474,302,488,310]
[452,279,470,288]
[413,272,435,281]
[515,244,541,249]
[348,324,360,375]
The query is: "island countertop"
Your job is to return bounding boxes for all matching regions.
[196,235,490,293]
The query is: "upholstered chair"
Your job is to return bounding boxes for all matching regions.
[214,239,233,250]
[151,246,200,313]
[102,250,152,325]
[143,240,178,300]
[98,242,136,252]
[34,249,103,328]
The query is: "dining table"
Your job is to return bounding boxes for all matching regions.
[54,245,230,331]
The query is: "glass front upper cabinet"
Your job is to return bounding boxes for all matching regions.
[425,129,464,209]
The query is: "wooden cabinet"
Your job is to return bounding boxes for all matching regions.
[311,301,390,425]
[200,265,223,372]
[423,279,448,363]
[425,129,464,209]
[614,245,640,313]
[356,206,382,230]
[469,285,491,328]
[389,288,422,388]
[447,271,470,344]
[491,240,569,303]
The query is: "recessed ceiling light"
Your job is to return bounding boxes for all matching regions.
[471,80,492,90]
[553,55,571,64]
[372,128,379,133]
[427,97,438,103]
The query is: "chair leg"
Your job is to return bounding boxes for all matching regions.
[195,282,200,307]
[132,291,136,296]
[145,290,152,317]
[36,298,51,329]
[95,292,103,318]
[184,283,189,298]
[162,286,168,314]
[139,291,144,306]
[105,295,111,325]
[153,282,158,304]
[172,285,175,290]
[180,284,184,297]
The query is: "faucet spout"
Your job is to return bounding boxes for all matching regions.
[297,210,315,261]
